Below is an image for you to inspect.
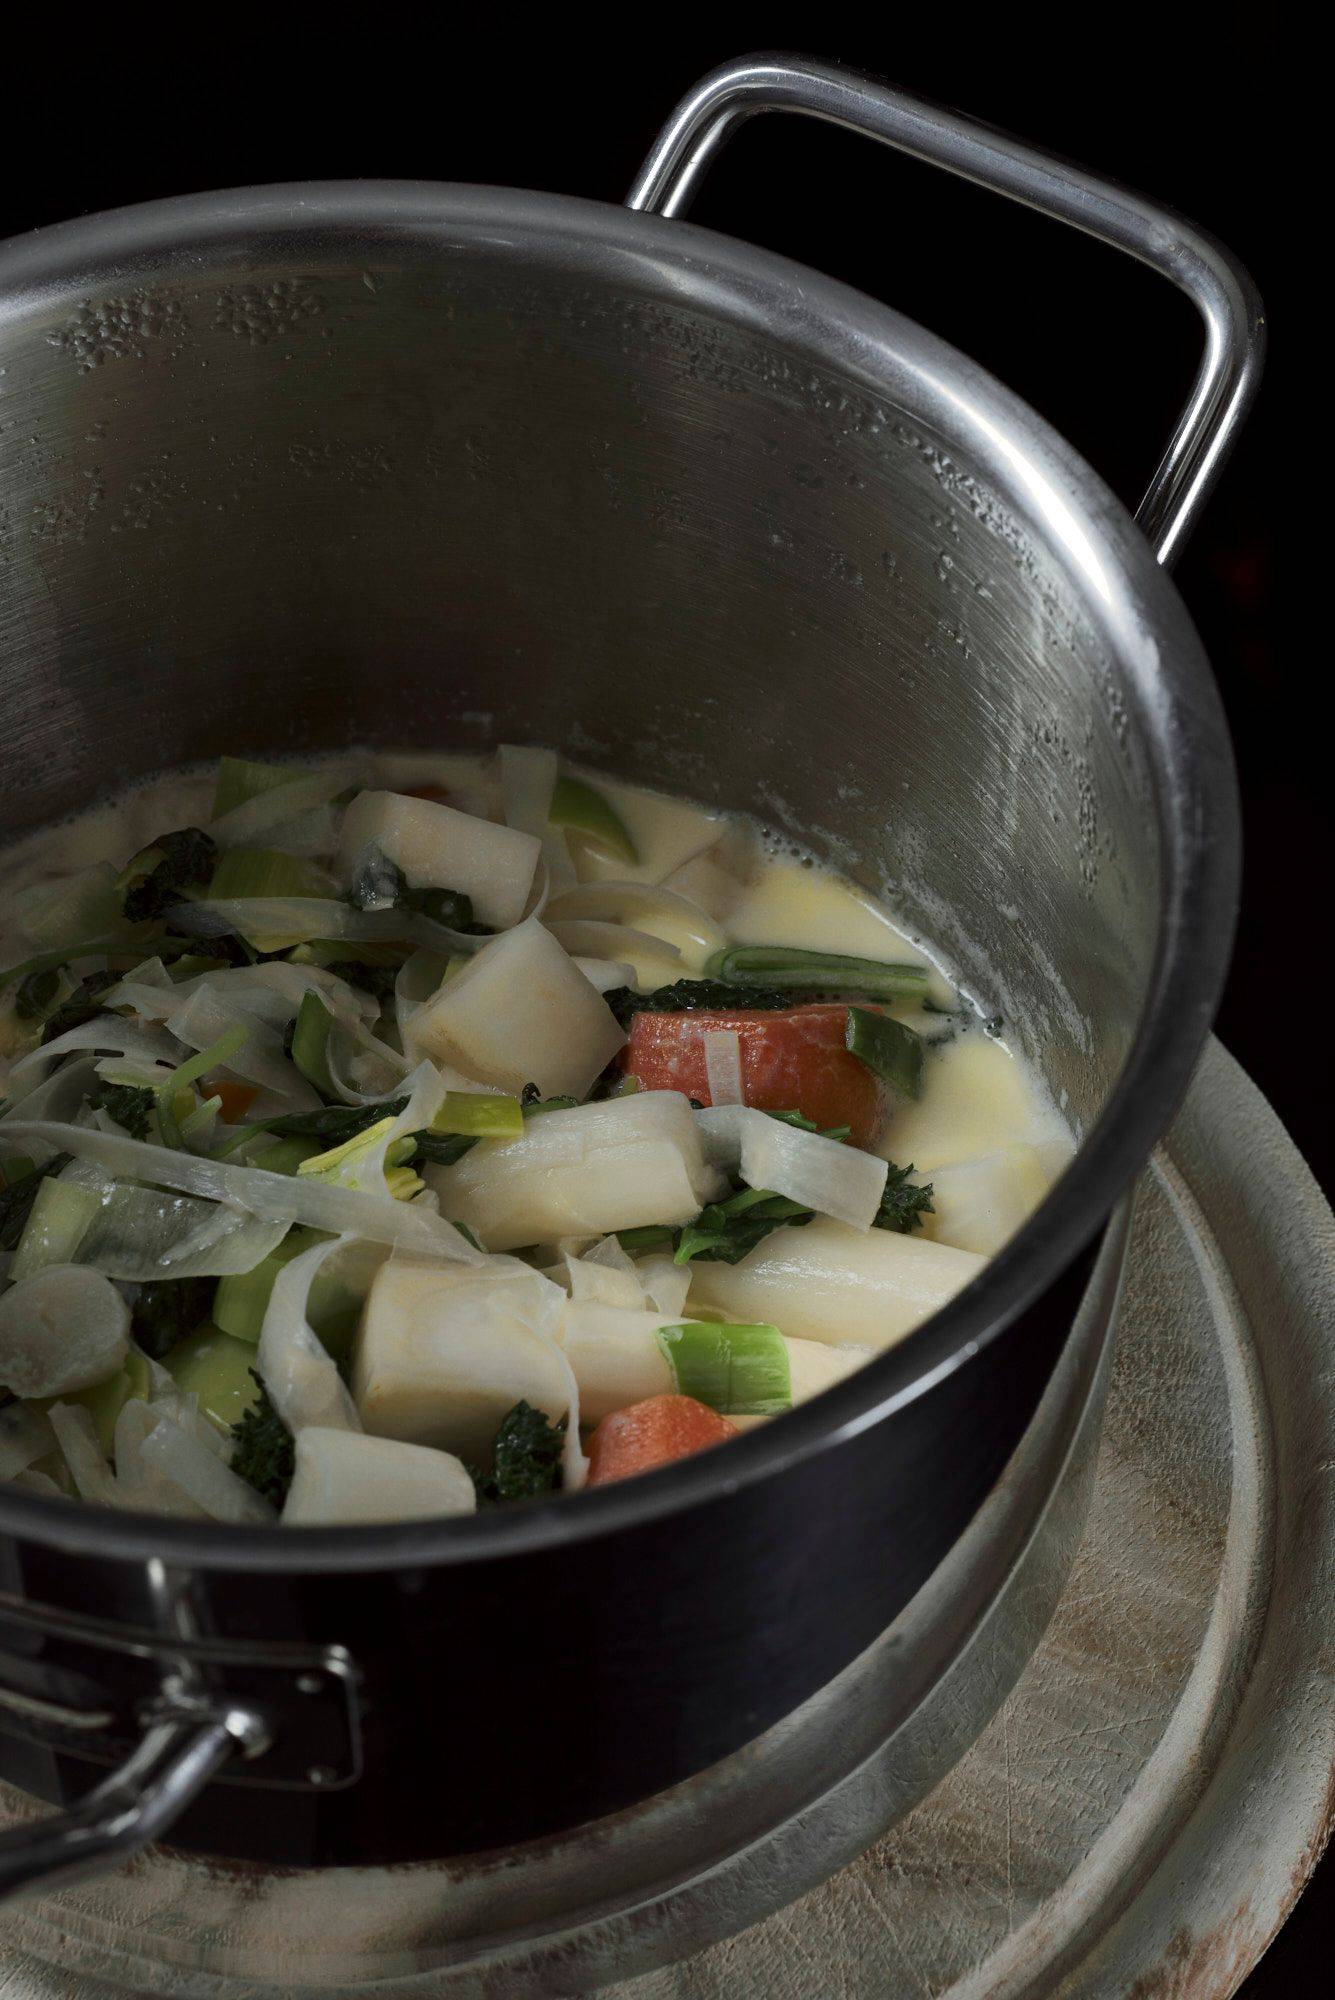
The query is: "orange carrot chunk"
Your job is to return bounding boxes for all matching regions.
[206,1078,259,1125]
[586,1394,739,1487]
[620,1004,886,1147]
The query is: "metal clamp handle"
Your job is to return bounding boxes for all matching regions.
[628,53,1264,566]
[0,1702,263,1904]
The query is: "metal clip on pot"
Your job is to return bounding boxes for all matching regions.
[628,54,1264,567]
[0,53,1262,1908]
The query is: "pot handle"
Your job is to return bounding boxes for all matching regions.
[628,54,1264,568]
[0,1701,265,1904]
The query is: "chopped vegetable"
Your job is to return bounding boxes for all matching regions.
[687,1217,984,1351]
[284,1427,477,1524]
[0,1266,130,1398]
[338,791,541,930]
[585,1394,738,1486]
[14,967,62,1020]
[9,1174,100,1279]
[621,1003,887,1147]
[120,827,217,922]
[548,774,639,864]
[655,1321,792,1414]
[472,1399,566,1504]
[407,918,625,1100]
[703,945,929,1000]
[0,1155,74,1253]
[40,970,119,1044]
[290,991,339,1099]
[845,1003,924,1101]
[212,756,305,819]
[229,1372,296,1507]
[88,1080,157,1138]
[164,1325,264,1433]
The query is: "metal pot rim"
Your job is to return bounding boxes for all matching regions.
[0,181,1240,1569]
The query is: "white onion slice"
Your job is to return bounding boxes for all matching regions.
[3,1120,482,1258]
[75,1184,287,1280]
[498,744,559,839]
[258,1236,364,1436]
[4,1021,182,1106]
[569,956,636,994]
[702,1028,744,1107]
[165,987,319,1108]
[546,880,726,956]
[634,1252,692,1321]
[545,920,681,963]
[696,1105,888,1231]
[140,1415,276,1524]
[0,1266,130,1398]
[47,1402,120,1504]
[113,1398,210,1517]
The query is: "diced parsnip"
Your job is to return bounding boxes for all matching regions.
[338,790,540,929]
[686,1217,985,1350]
[559,1302,869,1423]
[922,1140,1073,1256]
[425,1092,723,1252]
[353,1263,572,1456]
[283,1427,477,1524]
[407,919,625,1100]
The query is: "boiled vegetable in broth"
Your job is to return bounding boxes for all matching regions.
[0,749,1073,1524]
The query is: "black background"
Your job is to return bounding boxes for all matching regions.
[1,11,1314,1989]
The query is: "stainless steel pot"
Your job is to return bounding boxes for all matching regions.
[0,55,1259,1903]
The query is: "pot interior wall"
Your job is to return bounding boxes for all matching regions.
[0,202,1160,1130]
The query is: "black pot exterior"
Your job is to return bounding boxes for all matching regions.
[2,1243,1090,1863]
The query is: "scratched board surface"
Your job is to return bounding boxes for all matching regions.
[3,1043,1332,1997]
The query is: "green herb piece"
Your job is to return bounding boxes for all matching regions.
[120,827,217,922]
[873,1163,934,1235]
[0,1154,74,1253]
[702,946,930,1001]
[130,1275,217,1361]
[548,774,639,864]
[844,1004,924,1100]
[230,1373,296,1507]
[673,1188,815,1265]
[290,991,339,1099]
[655,1321,792,1414]
[39,969,121,1044]
[472,1400,566,1505]
[88,1080,157,1139]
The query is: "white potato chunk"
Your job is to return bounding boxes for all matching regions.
[687,1218,985,1350]
[283,1426,476,1524]
[425,1092,723,1252]
[407,919,625,1099]
[353,1262,572,1456]
[922,1139,1073,1255]
[339,790,540,929]
[0,1266,130,1398]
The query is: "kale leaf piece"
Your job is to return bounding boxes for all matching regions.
[130,1277,216,1360]
[472,1400,565,1505]
[346,846,492,935]
[230,1374,296,1507]
[121,827,217,923]
[88,1081,157,1139]
[0,1155,74,1252]
[40,969,121,1044]
[873,1164,935,1235]
[262,1098,408,1144]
